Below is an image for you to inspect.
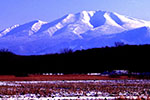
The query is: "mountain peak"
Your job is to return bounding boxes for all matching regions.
[1,10,150,55]
[1,10,149,37]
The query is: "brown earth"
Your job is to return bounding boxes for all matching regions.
[0,74,137,81]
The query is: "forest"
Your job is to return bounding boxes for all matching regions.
[0,44,150,75]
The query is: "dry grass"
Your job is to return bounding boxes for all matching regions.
[0,75,136,81]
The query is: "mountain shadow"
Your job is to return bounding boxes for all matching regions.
[89,11,106,28]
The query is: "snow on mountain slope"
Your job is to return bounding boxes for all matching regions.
[1,10,150,55]
[111,12,150,29]
[0,24,19,37]
[1,10,150,38]
[1,20,47,37]
[29,20,47,35]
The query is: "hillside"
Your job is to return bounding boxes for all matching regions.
[0,44,150,75]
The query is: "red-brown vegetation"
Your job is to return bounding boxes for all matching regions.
[0,75,136,81]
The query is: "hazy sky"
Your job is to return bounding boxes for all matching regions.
[0,0,150,30]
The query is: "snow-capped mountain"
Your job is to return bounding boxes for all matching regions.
[0,10,150,55]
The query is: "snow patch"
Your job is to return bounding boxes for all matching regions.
[104,13,124,28]
[47,26,58,36]
[55,23,64,29]
[0,24,19,37]
[29,20,47,35]
[62,14,75,24]
[46,22,65,36]
[113,12,150,29]
[88,11,95,16]
[80,11,94,27]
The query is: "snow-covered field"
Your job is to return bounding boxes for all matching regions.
[0,80,150,99]
[0,96,140,100]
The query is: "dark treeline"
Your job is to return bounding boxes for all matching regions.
[0,44,150,75]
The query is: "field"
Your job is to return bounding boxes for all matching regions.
[0,75,150,99]
[0,74,136,81]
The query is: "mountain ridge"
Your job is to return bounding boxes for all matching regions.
[0,10,150,55]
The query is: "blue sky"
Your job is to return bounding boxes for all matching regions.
[0,0,150,30]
